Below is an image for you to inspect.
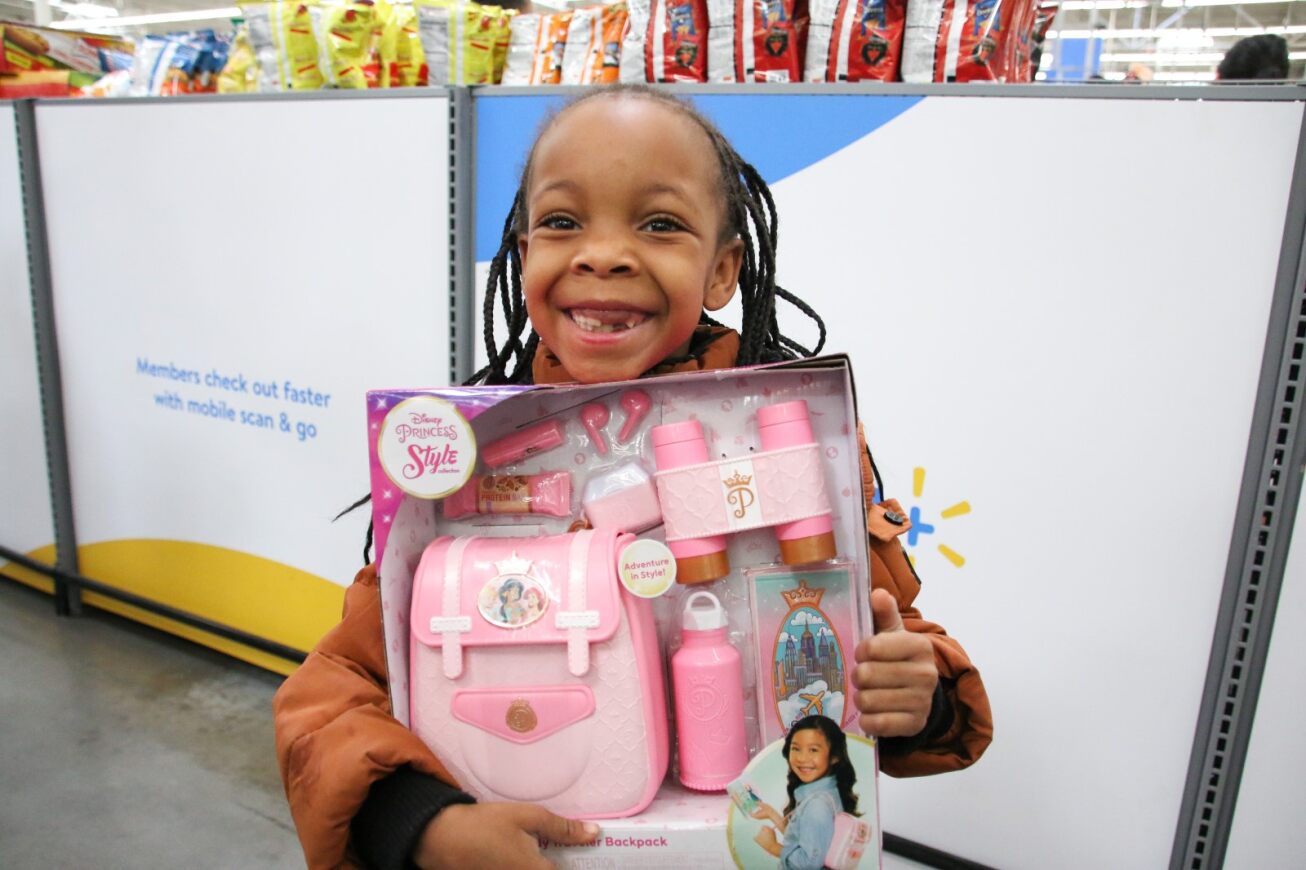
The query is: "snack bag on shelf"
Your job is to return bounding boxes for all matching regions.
[75,68,132,97]
[500,11,572,85]
[1028,1,1056,77]
[218,24,260,92]
[804,0,905,81]
[129,34,203,96]
[707,0,808,83]
[619,0,709,82]
[1004,0,1036,82]
[416,0,501,84]
[311,2,376,88]
[899,0,938,81]
[189,29,232,93]
[490,7,514,81]
[243,1,327,91]
[902,0,1020,82]
[382,3,429,86]
[560,3,627,84]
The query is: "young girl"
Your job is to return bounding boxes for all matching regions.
[751,715,860,869]
[274,85,992,870]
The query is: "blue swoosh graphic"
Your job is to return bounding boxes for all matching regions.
[474,93,923,262]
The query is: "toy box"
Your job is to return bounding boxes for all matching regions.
[368,356,882,868]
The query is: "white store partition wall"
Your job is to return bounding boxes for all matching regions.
[31,92,455,671]
[5,85,1306,869]
[471,86,1306,870]
[0,101,57,588]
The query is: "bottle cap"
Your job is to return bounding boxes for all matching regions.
[756,400,809,428]
[682,591,728,631]
[650,419,704,449]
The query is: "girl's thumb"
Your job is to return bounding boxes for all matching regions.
[870,588,904,633]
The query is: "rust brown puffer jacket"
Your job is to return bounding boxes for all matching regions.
[274,328,992,869]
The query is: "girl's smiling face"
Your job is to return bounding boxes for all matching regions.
[519,96,743,383]
[788,727,834,783]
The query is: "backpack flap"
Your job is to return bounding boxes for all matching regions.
[411,530,627,679]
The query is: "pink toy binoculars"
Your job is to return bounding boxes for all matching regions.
[650,400,836,584]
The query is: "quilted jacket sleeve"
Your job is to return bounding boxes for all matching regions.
[273,565,465,870]
[858,427,993,777]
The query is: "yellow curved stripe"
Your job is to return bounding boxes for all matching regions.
[75,540,345,676]
[0,544,58,594]
[913,466,926,499]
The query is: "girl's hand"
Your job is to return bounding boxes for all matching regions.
[749,801,782,827]
[413,802,599,870]
[853,589,938,738]
[754,825,782,856]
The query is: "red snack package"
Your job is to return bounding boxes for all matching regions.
[624,0,710,82]
[805,0,905,82]
[935,0,1017,82]
[709,0,809,82]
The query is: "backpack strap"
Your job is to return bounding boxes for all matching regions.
[554,529,600,677]
[428,536,473,679]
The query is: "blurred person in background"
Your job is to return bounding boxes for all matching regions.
[1217,34,1290,80]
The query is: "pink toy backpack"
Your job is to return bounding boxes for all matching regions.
[409,529,669,818]
[826,812,875,870]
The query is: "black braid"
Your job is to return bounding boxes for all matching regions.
[466,83,825,387]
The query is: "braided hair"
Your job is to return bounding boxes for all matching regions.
[469,84,825,386]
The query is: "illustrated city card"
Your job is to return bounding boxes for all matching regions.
[747,562,860,746]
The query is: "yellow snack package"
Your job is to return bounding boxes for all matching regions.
[242,1,325,91]
[415,0,499,84]
[217,23,259,93]
[490,7,514,83]
[395,4,429,86]
[312,2,375,88]
[365,0,392,87]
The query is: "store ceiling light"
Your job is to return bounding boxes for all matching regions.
[48,6,240,28]
[1047,24,1306,39]
[1161,0,1305,7]
[1060,0,1148,8]
[54,1,118,17]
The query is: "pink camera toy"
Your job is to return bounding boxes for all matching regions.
[651,400,836,584]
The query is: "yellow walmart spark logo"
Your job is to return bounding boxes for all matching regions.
[904,466,970,568]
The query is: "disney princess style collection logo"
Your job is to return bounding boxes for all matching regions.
[378,396,476,499]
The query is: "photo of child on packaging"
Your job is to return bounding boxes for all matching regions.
[727,715,876,870]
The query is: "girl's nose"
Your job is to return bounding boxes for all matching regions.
[571,232,637,276]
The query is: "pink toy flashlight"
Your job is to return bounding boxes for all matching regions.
[650,420,730,584]
[756,401,836,565]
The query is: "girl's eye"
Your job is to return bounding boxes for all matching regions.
[643,215,686,233]
[539,214,578,231]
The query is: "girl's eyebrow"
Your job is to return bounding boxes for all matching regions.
[638,182,692,205]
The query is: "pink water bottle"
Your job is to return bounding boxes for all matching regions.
[651,420,730,584]
[756,400,836,565]
[672,591,748,791]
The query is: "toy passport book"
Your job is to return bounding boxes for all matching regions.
[747,561,860,746]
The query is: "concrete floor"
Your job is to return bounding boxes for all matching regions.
[0,578,303,869]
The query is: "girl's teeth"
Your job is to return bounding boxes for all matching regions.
[571,312,642,333]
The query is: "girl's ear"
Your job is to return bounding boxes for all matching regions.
[704,238,744,312]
